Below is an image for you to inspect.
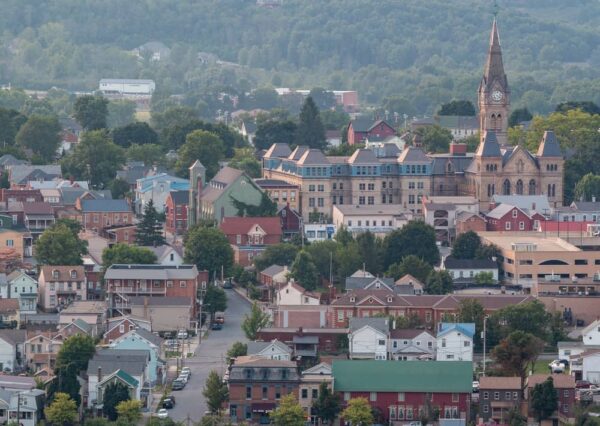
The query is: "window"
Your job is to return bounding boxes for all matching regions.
[483,392,489,400]
[406,407,413,420]
[236,234,241,244]
[359,196,365,205]
[312,389,318,399]
[505,392,511,400]
[398,406,405,419]
[519,221,525,230]
[370,392,377,402]
[275,385,281,400]
[425,312,431,322]
[344,392,350,401]
[390,406,396,420]
[119,324,125,333]
[246,385,252,399]
[52,270,59,279]
[513,392,518,399]
[359,183,366,190]
[230,405,237,418]
[368,196,374,205]
[309,185,315,192]
[441,338,446,348]
[512,209,518,218]
[5,240,13,247]
[333,183,337,190]
[564,390,569,397]
[494,392,500,400]
[318,184,324,192]
[309,198,315,207]
[167,280,173,288]
[378,339,385,346]
[483,405,489,413]
[318,198,324,207]
[452,393,459,402]
[368,183,375,191]
[262,385,268,399]
[505,222,511,231]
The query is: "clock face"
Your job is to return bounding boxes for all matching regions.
[491,90,503,102]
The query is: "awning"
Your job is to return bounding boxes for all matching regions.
[252,403,276,413]
[293,335,318,344]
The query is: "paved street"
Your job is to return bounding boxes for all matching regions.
[169,289,250,422]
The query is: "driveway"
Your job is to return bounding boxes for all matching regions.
[168,289,250,422]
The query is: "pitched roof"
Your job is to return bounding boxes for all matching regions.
[350,117,374,133]
[389,329,433,339]
[332,360,472,392]
[476,131,502,157]
[261,264,286,277]
[297,149,329,165]
[345,276,394,291]
[527,374,575,389]
[437,323,476,338]
[110,369,139,387]
[0,329,26,345]
[264,143,292,159]
[537,130,562,157]
[480,18,508,93]
[219,216,282,236]
[491,194,551,215]
[232,355,296,368]
[443,257,497,270]
[479,376,521,390]
[581,319,600,338]
[486,203,525,220]
[288,146,308,161]
[80,199,130,212]
[200,167,245,203]
[130,328,163,347]
[247,339,292,356]
[40,266,85,281]
[368,119,395,132]
[348,149,379,165]
[349,317,388,333]
[0,299,19,314]
[0,155,27,167]
[59,188,112,205]
[569,201,600,212]
[168,190,189,205]
[22,202,54,215]
[8,165,61,184]
[398,146,429,163]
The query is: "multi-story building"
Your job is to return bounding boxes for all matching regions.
[103,264,207,317]
[227,356,300,424]
[478,377,522,423]
[255,178,300,212]
[76,199,133,232]
[219,216,283,266]
[135,173,189,214]
[525,374,575,424]
[37,266,87,312]
[332,204,413,237]
[299,363,333,424]
[165,190,188,235]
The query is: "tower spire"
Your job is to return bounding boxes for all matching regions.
[482,18,506,90]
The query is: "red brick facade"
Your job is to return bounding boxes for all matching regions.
[347,119,396,146]
[102,224,137,244]
[220,217,282,267]
[0,189,43,203]
[486,206,545,232]
[165,191,188,235]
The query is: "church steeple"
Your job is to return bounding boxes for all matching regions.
[480,18,508,94]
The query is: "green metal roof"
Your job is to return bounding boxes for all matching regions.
[115,369,139,387]
[332,360,472,393]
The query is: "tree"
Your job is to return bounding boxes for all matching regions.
[342,397,374,426]
[556,101,600,115]
[116,399,142,424]
[492,331,544,392]
[312,382,340,424]
[496,300,553,343]
[416,124,453,153]
[74,95,109,130]
[253,243,298,272]
[54,334,96,404]
[438,100,476,116]
[474,271,495,285]
[231,192,277,217]
[320,108,350,130]
[458,299,485,349]
[509,107,533,127]
[16,114,61,161]
[507,406,527,426]
[387,255,433,283]
[424,270,454,295]
[126,143,165,166]
[35,223,88,265]
[253,119,297,150]
[0,107,26,147]
[309,87,336,110]
[269,394,305,426]
[475,243,501,261]
[451,231,482,259]
[384,221,439,268]
[295,97,326,149]
[184,226,234,278]
[574,173,600,202]
[112,121,159,148]
[334,226,354,246]
[103,381,131,421]
[241,302,270,340]
[109,178,131,199]
[45,392,77,425]
[135,199,166,246]
[356,231,383,275]
[175,130,225,180]
[228,148,261,178]
[203,370,229,414]
[102,243,157,270]
[54,218,83,235]
[107,99,136,128]
[290,250,320,290]
[203,284,228,317]
[530,378,558,422]
[61,130,125,188]
[226,342,248,362]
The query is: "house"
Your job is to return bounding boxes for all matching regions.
[525,374,575,424]
[256,327,348,354]
[104,264,206,318]
[277,204,302,237]
[104,315,152,343]
[144,245,184,266]
[347,118,396,146]
[55,318,94,339]
[348,317,389,360]
[485,204,545,232]
[394,274,424,295]
[191,166,265,225]
[276,281,320,306]
[0,155,27,171]
[77,198,132,232]
[0,189,43,203]
[135,173,189,214]
[254,178,300,212]
[271,280,328,329]
[0,299,19,326]
[58,300,107,336]
[24,330,62,372]
[6,270,38,315]
[436,323,475,361]
[332,204,413,237]
[570,349,600,384]
[455,211,486,236]
[38,266,87,312]
[86,349,152,411]
[421,196,480,243]
[246,340,292,361]
[389,329,436,361]
[299,363,332,424]
[0,329,26,372]
[441,257,498,285]
[7,165,61,188]
[110,328,165,385]
[437,115,479,140]
[0,228,33,260]
[478,377,522,423]
[345,270,422,295]
[7,389,45,426]
[259,265,288,289]
[333,360,472,425]
[227,356,300,424]
[0,375,37,391]
[165,190,188,235]
[304,223,336,242]
[581,319,600,345]
[240,120,257,146]
[554,200,600,223]
[101,223,137,244]
[116,161,151,192]
[219,216,282,267]
[128,296,194,332]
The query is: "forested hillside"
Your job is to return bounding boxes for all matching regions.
[1,0,600,114]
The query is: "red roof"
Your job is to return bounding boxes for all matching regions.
[219,216,282,236]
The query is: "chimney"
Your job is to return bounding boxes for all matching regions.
[97,366,102,382]
[593,196,597,203]
[532,202,536,211]
[449,143,467,156]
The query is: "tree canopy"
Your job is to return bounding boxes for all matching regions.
[383,221,439,268]
[16,114,61,161]
[135,199,166,247]
[35,223,88,265]
[44,392,78,425]
[530,378,558,422]
[54,334,96,405]
[175,129,225,180]
[184,226,234,277]
[295,97,326,149]
[74,95,109,130]
[270,394,306,426]
[438,100,475,116]
[102,243,157,270]
[203,370,229,415]
[451,231,482,259]
[342,397,374,426]
[242,302,270,340]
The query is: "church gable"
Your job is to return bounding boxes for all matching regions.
[502,146,538,173]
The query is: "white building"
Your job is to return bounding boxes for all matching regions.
[440,257,499,285]
[145,245,184,266]
[0,330,26,372]
[436,323,474,362]
[99,79,156,95]
[348,317,388,360]
[6,271,38,315]
[332,205,413,237]
[304,223,336,243]
[389,329,436,360]
[422,195,480,243]
[246,340,293,361]
[135,173,189,214]
[276,281,320,306]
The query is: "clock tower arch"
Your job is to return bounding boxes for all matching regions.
[478,18,510,145]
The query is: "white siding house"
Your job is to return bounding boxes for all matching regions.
[436,323,475,362]
[277,281,320,306]
[246,340,293,361]
[348,318,388,360]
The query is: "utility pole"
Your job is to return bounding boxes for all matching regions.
[482,315,487,376]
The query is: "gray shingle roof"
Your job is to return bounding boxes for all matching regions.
[492,195,551,215]
[443,257,497,270]
[398,146,429,163]
[476,131,501,157]
[264,143,292,159]
[349,317,388,333]
[536,130,562,157]
[60,188,112,205]
[348,149,379,164]
[345,277,394,291]
[9,165,61,184]
[570,201,600,212]
[350,117,374,133]
[80,199,130,212]
[200,167,244,203]
[288,146,308,161]
[297,149,329,165]
[261,265,285,276]
[132,328,163,347]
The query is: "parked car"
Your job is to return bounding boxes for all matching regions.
[215,312,225,324]
[223,278,233,289]
[576,380,592,389]
[177,374,189,384]
[211,322,222,331]
[548,360,566,373]
[157,409,169,419]
[166,339,180,349]
[472,381,480,393]
[177,330,188,339]
[181,367,191,377]
[162,398,174,409]
[172,379,185,390]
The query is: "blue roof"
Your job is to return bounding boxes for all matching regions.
[438,322,475,338]
[80,199,130,212]
[138,174,189,193]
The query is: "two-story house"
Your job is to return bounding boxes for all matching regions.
[165,190,189,235]
[227,356,300,424]
[478,377,522,423]
[0,330,26,372]
[348,317,389,360]
[24,331,62,372]
[526,374,575,424]
[219,216,283,266]
[436,323,475,362]
[104,315,152,343]
[441,257,498,285]
[246,340,293,361]
[77,199,133,233]
[272,280,327,328]
[6,270,38,315]
[22,202,55,239]
[299,363,332,424]
[558,319,600,382]
[109,328,165,385]
[7,389,45,426]
[38,266,87,312]
[389,329,436,360]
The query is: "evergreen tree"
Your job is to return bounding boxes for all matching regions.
[135,199,166,246]
[290,250,320,290]
[531,378,558,422]
[103,382,131,420]
[203,370,229,414]
[295,97,326,149]
[312,382,340,424]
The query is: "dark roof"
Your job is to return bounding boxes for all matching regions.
[480,18,509,93]
[169,190,188,205]
[345,276,394,291]
[476,131,501,157]
[131,328,163,347]
[0,329,27,345]
[60,188,111,205]
[22,202,54,215]
[243,120,257,134]
[264,143,292,159]
[443,257,497,270]
[349,317,388,333]
[389,329,433,339]
[536,130,562,157]
[570,201,600,212]
[80,199,130,212]
[368,119,395,132]
[398,146,429,163]
[297,149,329,165]
[261,264,286,276]
[348,149,379,165]
[350,117,374,133]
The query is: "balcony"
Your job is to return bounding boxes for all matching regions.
[109,285,167,295]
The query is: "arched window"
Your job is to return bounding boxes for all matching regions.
[496,114,502,129]
[503,179,511,195]
[487,184,492,197]
[552,184,556,197]
[529,179,536,195]
[490,114,496,130]
[516,179,523,195]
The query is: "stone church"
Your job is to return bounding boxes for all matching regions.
[447,19,564,208]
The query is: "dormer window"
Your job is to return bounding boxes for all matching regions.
[350,297,355,303]
[387,296,393,303]
[375,282,380,288]
[52,270,59,280]
[70,270,77,279]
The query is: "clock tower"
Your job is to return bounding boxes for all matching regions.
[478,18,510,146]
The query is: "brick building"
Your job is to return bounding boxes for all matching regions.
[347,118,396,146]
[0,189,43,203]
[76,199,133,232]
[478,376,521,423]
[526,374,575,424]
[219,217,282,267]
[165,190,188,235]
